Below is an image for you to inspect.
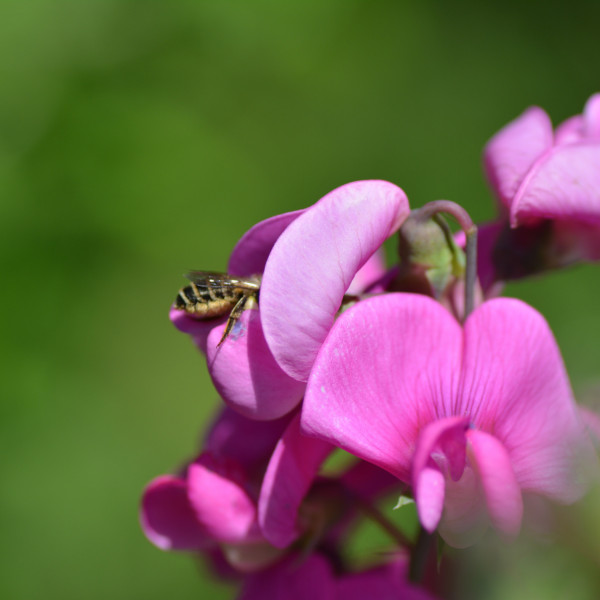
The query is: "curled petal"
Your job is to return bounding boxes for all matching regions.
[140,475,210,551]
[484,107,553,210]
[302,294,461,482]
[346,250,387,296]
[467,429,523,537]
[205,310,305,420]
[259,414,334,548]
[510,144,600,226]
[187,457,260,544]
[228,210,304,276]
[261,180,410,381]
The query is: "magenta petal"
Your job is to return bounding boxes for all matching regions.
[302,294,461,482]
[484,107,553,209]
[205,310,305,420]
[187,457,260,544]
[415,466,445,532]
[239,554,336,600]
[467,429,523,537]
[258,413,334,548]
[412,416,469,485]
[140,475,210,551]
[228,210,304,276]
[461,298,587,503]
[261,180,410,381]
[338,561,437,600]
[204,407,292,476]
[511,144,600,226]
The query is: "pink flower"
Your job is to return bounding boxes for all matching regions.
[302,294,591,547]
[172,180,410,420]
[239,554,438,600]
[140,408,291,571]
[483,94,600,262]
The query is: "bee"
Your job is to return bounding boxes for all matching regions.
[174,271,261,346]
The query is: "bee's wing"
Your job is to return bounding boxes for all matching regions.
[185,270,259,291]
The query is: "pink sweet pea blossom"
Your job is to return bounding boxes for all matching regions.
[140,408,291,571]
[171,180,409,420]
[483,93,600,264]
[302,294,591,547]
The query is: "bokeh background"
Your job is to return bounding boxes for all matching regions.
[2,1,600,598]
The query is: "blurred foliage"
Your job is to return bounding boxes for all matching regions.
[1,1,600,598]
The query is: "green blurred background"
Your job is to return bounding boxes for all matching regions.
[2,1,600,598]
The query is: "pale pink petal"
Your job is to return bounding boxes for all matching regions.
[203,407,292,477]
[187,456,260,544]
[228,210,304,276]
[467,429,523,536]
[511,144,600,226]
[204,310,305,420]
[302,294,461,483]
[415,466,445,532]
[261,180,410,381]
[258,413,334,548]
[555,115,584,145]
[438,466,488,548]
[484,107,553,210]
[239,554,336,600]
[583,93,600,139]
[140,475,211,551]
[169,306,219,348]
[346,249,387,295]
[460,298,588,503]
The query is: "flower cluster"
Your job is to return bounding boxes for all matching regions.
[141,96,600,598]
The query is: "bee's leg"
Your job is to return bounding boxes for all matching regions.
[217,295,249,347]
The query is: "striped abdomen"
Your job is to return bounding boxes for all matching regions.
[175,281,241,318]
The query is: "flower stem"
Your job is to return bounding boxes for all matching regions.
[414,200,478,321]
[352,494,413,549]
[409,525,435,583]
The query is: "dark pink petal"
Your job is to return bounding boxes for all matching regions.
[302,294,461,482]
[460,298,588,503]
[583,93,600,138]
[140,475,211,551]
[510,144,600,226]
[553,220,600,261]
[261,180,410,381]
[412,416,469,484]
[467,429,523,536]
[228,210,304,276]
[204,310,305,420]
[204,407,292,476]
[187,456,260,544]
[340,459,401,500]
[338,560,438,600]
[239,554,336,600]
[258,413,334,548]
[484,107,553,210]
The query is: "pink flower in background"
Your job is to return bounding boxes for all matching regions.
[239,554,438,600]
[302,294,591,547]
[484,93,600,261]
[172,180,410,420]
[140,408,291,570]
